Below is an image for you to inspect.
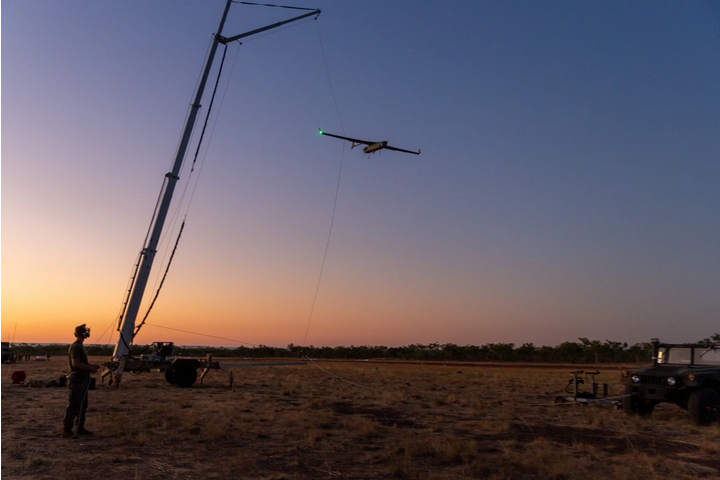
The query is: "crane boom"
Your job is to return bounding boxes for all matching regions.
[113,0,233,369]
[112,1,321,385]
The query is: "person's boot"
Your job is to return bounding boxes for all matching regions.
[61,428,74,438]
[75,426,94,436]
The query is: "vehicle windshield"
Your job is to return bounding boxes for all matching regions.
[696,346,720,365]
[658,346,720,365]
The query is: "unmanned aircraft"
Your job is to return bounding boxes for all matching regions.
[319,129,421,155]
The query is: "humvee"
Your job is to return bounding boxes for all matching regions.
[621,339,720,425]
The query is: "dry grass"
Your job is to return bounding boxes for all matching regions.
[2,357,719,479]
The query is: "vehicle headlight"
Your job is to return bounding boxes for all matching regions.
[667,376,677,386]
[631,374,640,383]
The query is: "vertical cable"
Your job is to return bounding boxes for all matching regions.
[302,20,347,347]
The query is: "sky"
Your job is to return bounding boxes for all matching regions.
[2,1,719,349]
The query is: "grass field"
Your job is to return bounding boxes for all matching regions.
[2,357,719,479]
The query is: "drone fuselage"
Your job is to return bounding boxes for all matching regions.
[322,129,419,156]
[362,141,388,154]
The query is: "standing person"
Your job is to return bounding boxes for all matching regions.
[61,324,100,438]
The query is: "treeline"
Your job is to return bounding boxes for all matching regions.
[287,339,654,364]
[9,334,719,364]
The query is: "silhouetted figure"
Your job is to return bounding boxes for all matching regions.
[61,324,100,438]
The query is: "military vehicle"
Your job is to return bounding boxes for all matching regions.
[1,342,14,363]
[621,339,720,425]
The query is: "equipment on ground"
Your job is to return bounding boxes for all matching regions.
[554,370,618,406]
[2,342,16,363]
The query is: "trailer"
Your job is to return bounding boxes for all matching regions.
[554,370,622,407]
[102,342,305,388]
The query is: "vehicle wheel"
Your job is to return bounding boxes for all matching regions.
[688,388,720,425]
[172,363,197,388]
[164,368,176,385]
[622,386,654,417]
[637,400,655,417]
[622,386,638,414]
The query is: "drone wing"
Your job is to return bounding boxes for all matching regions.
[318,129,372,146]
[384,145,422,155]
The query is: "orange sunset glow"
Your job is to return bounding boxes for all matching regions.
[3,1,719,350]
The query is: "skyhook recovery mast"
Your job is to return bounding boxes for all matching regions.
[108,1,320,387]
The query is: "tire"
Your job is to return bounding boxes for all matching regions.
[688,388,720,425]
[622,386,654,417]
[172,362,197,388]
[164,368,176,385]
[637,401,655,417]
[622,386,637,414]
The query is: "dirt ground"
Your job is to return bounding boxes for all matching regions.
[2,357,719,479]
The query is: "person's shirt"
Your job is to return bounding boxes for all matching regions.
[68,340,89,378]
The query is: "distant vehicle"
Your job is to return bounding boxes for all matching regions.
[2,342,15,363]
[621,339,720,425]
[319,129,421,155]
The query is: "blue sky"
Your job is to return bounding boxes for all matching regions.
[2,1,719,347]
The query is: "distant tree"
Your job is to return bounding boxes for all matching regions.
[537,345,555,363]
[439,343,452,360]
[11,335,690,364]
[517,343,537,362]
[555,341,584,363]
[627,342,653,364]
[700,333,720,343]
[485,343,514,362]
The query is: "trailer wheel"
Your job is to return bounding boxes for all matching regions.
[172,363,197,388]
[164,368,176,385]
[688,388,720,425]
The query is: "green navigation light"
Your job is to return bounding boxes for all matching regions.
[318,129,323,135]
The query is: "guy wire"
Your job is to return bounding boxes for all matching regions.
[302,355,375,391]
[232,1,318,11]
[236,18,315,45]
[143,323,261,347]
